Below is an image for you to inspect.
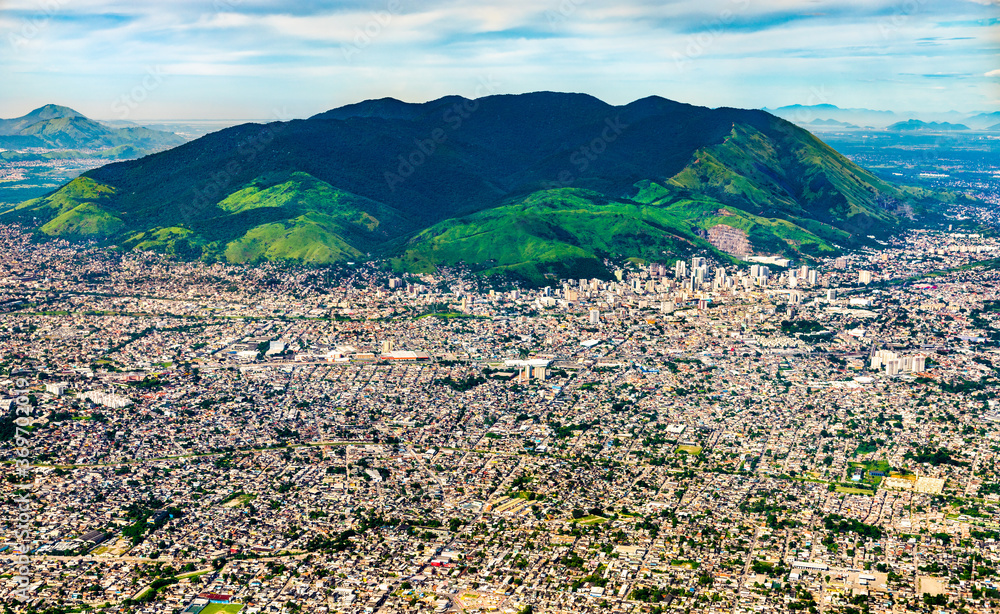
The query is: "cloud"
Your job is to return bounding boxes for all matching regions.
[2,0,998,118]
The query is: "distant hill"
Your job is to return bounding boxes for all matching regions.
[1,93,947,283]
[807,118,859,129]
[769,104,993,130]
[768,104,899,128]
[887,119,970,132]
[966,112,1000,130]
[0,104,85,134]
[0,104,185,154]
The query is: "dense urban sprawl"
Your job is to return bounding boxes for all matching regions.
[1,217,1000,614]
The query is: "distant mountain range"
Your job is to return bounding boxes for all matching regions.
[1,93,956,283]
[767,104,1000,131]
[0,104,185,154]
[887,119,970,132]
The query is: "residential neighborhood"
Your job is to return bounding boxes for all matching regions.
[1,222,1000,614]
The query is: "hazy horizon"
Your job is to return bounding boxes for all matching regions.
[1,0,997,121]
[3,92,998,125]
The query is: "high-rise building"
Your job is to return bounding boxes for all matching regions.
[750,264,770,280]
[875,349,898,363]
[45,382,67,396]
[859,271,873,285]
[826,289,837,301]
[589,308,599,325]
[885,359,900,376]
[834,257,847,269]
[807,270,818,285]
[674,260,687,279]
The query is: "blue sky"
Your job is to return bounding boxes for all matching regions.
[1,0,997,119]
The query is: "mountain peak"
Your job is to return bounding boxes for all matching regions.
[22,104,86,121]
[2,90,929,283]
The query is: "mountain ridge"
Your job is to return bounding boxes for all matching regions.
[0,104,185,153]
[1,93,949,283]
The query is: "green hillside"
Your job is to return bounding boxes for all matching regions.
[395,188,720,281]
[0,93,957,283]
[116,172,410,263]
[9,177,121,238]
[664,120,901,236]
[0,104,184,153]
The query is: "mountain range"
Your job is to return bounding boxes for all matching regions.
[1,93,952,282]
[767,104,1000,131]
[887,119,971,132]
[0,104,185,154]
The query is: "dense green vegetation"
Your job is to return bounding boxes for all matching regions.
[395,188,718,280]
[823,513,883,538]
[904,447,969,467]
[1,93,953,283]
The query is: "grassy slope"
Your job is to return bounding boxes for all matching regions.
[667,120,901,239]
[631,179,848,258]
[40,202,124,237]
[2,171,412,264]
[395,188,718,280]
[5,177,123,238]
[16,117,185,151]
[120,172,411,263]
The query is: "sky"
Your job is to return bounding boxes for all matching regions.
[0,0,998,120]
